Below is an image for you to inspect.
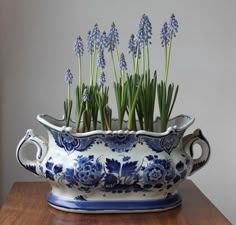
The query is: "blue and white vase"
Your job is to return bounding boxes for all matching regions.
[16,114,210,213]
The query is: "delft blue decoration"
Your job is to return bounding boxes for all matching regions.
[41,152,188,195]
[143,156,175,185]
[17,114,211,212]
[49,128,96,153]
[103,133,138,153]
[37,127,190,197]
[138,132,180,154]
[160,133,178,154]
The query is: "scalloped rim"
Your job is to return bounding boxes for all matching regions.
[36,114,195,137]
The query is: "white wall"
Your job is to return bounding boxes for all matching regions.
[0,0,235,223]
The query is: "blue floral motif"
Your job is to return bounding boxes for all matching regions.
[74,156,103,186]
[40,153,188,194]
[39,132,189,194]
[144,165,164,184]
[160,133,178,154]
[142,137,163,153]
[62,156,103,188]
[143,158,175,186]
[64,168,78,187]
[49,128,97,153]
[103,134,137,153]
[106,158,121,173]
[121,161,137,177]
[44,157,63,181]
[122,156,131,162]
[102,157,140,193]
[60,133,80,152]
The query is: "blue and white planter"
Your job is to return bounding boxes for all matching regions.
[16,114,210,213]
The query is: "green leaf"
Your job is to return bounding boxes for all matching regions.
[168,84,179,119]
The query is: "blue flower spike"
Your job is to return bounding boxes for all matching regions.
[128,34,141,59]
[108,22,119,52]
[87,24,101,54]
[160,22,169,47]
[87,30,93,54]
[98,71,106,86]
[161,14,179,47]
[128,34,135,55]
[65,69,73,84]
[97,49,106,69]
[74,36,84,56]
[137,14,152,47]
[168,14,179,38]
[99,31,109,50]
[119,53,127,71]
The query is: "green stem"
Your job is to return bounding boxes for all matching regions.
[96,66,99,83]
[147,43,150,73]
[78,56,82,88]
[132,56,135,71]
[92,46,97,85]
[166,37,173,81]
[111,51,118,82]
[68,84,70,106]
[128,75,144,130]
[90,54,92,85]
[164,45,168,84]
[115,43,120,62]
[142,46,145,76]
[134,46,139,74]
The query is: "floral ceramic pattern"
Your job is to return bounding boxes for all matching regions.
[143,155,175,185]
[49,128,97,153]
[160,133,178,153]
[103,134,138,153]
[41,153,188,195]
[49,129,183,154]
[17,114,211,212]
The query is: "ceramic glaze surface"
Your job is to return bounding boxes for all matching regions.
[16,114,210,213]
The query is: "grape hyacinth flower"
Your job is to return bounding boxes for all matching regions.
[136,26,145,48]
[160,22,169,47]
[128,34,141,59]
[108,22,119,52]
[119,53,127,71]
[65,69,73,84]
[98,72,106,86]
[140,14,152,44]
[137,14,152,47]
[64,69,73,127]
[87,30,93,54]
[87,24,101,54]
[97,50,106,69]
[128,34,135,55]
[161,14,179,47]
[99,31,109,50]
[168,14,179,38]
[74,36,84,56]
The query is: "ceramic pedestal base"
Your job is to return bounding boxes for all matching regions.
[47,192,182,213]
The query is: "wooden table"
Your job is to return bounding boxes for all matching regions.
[0,180,231,225]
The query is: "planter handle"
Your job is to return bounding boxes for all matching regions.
[183,129,210,175]
[16,129,48,176]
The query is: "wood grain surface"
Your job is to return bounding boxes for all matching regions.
[0,180,232,225]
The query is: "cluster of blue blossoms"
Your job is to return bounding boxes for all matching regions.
[65,68,73,84]
[66,14,178,100]
[160,14,179,47]
[128,14,152,59]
